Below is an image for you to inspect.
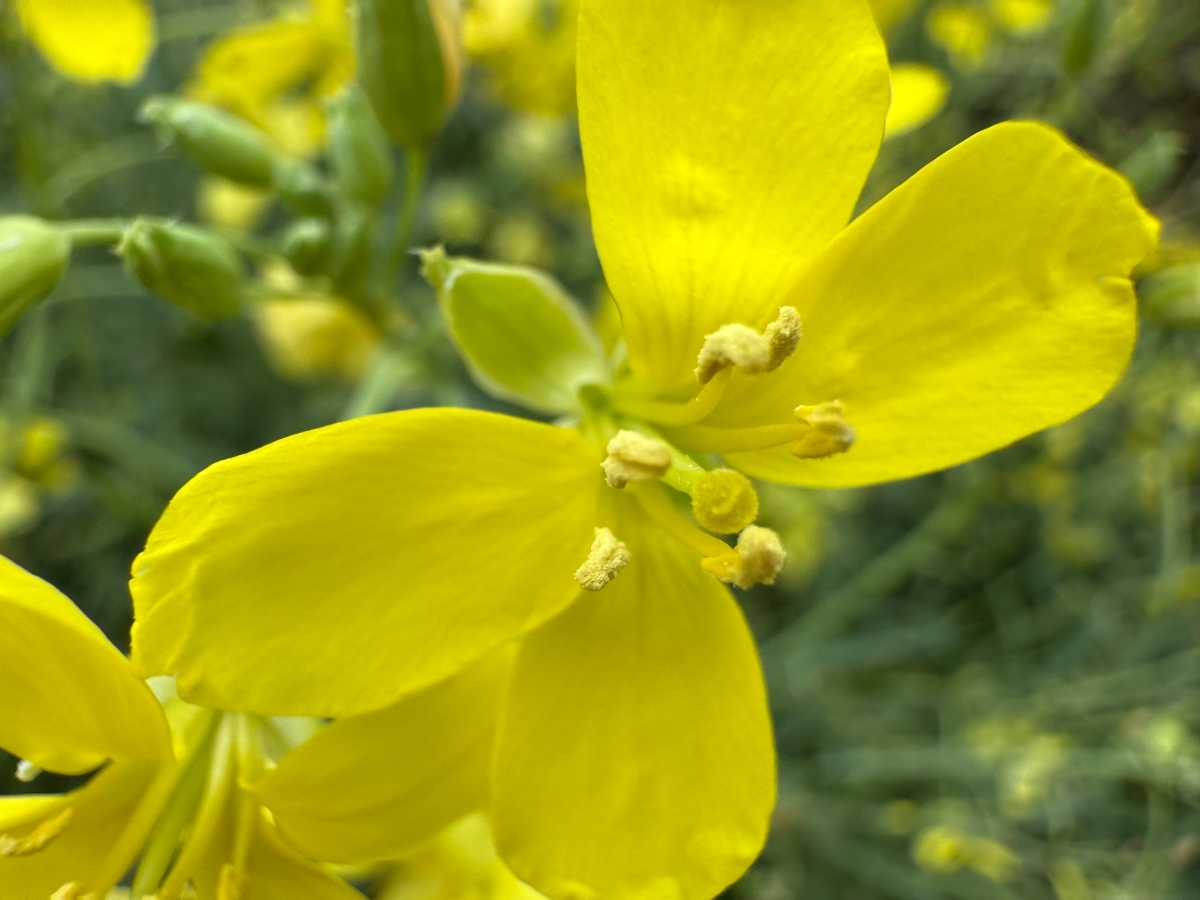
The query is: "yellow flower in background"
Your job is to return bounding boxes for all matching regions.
[188,0,353,154]
[0,416,78,537]
[885,64,951,138]
[14,0,155,84]
[928,3,993,68]
[128,0,1154,896]
[991,0,1055,34]
[0,554,507,897]
[465,0,580,116]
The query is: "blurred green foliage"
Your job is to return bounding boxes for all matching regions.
[1,0,1199,897]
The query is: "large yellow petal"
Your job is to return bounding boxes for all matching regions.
[579,0,890,394]
[0,556,170,774]
[492,491,775,899]
[704,122,1158,487]
[131,409,601,717]
[257,651,510,864]
[16,0,155,84]
[0,760,169,895]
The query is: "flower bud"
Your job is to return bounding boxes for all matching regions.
[356,0,464,148]
[118,219,246,320]
[328,87,396,207]
[0,216,70,334]
[282,219,335,278]
[140,96,279,188]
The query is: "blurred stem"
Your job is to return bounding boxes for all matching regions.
[341,341,415,420]
[62,219,128,248]
[55,411,198,492]
[39,136,160,214]
[387,147,428,285]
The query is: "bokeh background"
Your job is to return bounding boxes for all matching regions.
[1,0,1199,896]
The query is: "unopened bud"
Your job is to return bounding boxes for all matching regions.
[141,97,279,189]
[0,216,69,334]
[119,219,246,320]
[356,0,464,148]
[328,86,396,206]
[282,219,334,277]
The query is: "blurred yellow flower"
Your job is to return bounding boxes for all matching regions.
[913,825,1019,882]
[885,64,951,138]
[991,0,1055,34]
[198,178,271,233]
[928,3,993,68]
[188,0,353,153]
[15,0,154,84]
[465,0,580,116]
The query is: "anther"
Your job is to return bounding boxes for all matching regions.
[695,306,801,384]
[574,527,631,591]
[601,430,672,488]
[702,525,786,589]
[792,400,855,458]
[0,806,74,857]
[691,469,759,535]
[15,759,41,782]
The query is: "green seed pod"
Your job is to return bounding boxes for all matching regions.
[356,0,463,148]
[118,219,246,320]
[328,86,396,207]
[0,216,70,335]
[282,219,335,277]
[140,96,279,188]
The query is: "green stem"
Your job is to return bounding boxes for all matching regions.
[387,147,429,284]
[341,341,417,420]
[60,219,129,248]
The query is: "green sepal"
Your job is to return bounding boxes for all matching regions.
[118,219,246,320]
[420,247,610,415]
[0,217,70,335]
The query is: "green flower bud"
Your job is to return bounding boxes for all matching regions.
[356,0,464,148]
[419,247,610,414]
[118,219,246,320]
[275,162,334,217]
[141,96,279,188]
[328,87,396,207]
[282,219,335,277]
[0,216,70,334]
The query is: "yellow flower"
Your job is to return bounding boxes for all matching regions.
[380,814,544,900]
[0,554,506,897]
[885,64,951,138]
[928,3,994,68]
[14,0,154,84]
[129,1,1155,897]
[465,0,581,116]
[188,0,353,153]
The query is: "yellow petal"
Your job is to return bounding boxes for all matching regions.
[0,760,168,894]
[17,0,154,84]
[0,556,170,774]
[492,491,775,899]
[868,0,920,32]
[257,651,511,863]
[578,0,890,394]
[885,64,950,139]
[131,409,601,717]
[708,123,1158,487]
[244,816,367,900]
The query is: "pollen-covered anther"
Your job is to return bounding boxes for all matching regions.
[574,527,631,591]
[601,430,672,488]
[0,807,75,857]
[692,468,760,534]
[702,525,786,589]
[15,759,41,782]
[792,400,855,458]
[695,306,801,384]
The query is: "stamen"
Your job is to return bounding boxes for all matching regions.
[0,806,74,857]
[702,526,787,589]
[695,306,801,384]
[601,430,671,488]
[15,759,41,783]
[612,369,732,427]
[574,527,630,591]
[793,401,855,458]
[667,422,811,454]
[218,863,244,900]
[51,884,82,900]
